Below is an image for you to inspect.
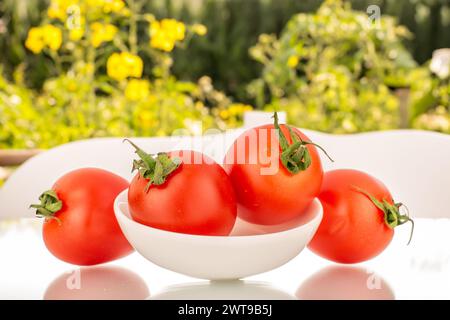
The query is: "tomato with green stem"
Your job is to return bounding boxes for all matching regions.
[224,112,333,225]
[30,168,133,266]
[308,169,414,263]
[125,140,237,236]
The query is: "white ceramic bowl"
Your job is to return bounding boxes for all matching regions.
[114,189,323,280]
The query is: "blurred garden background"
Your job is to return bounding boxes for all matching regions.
[0,0,449,160]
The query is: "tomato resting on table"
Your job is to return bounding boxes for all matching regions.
[308,169,414,264]
[125,140,237,236]
[223,112,332,225]
[30,168,133,266]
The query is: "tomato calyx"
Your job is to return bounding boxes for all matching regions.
[354,187,415,245]
[30,190,62,223]
[124,139,181,192]
[273,112,333,174]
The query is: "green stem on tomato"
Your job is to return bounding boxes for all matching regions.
[353,186,414,245]
[123,139,181,192]
[30,190,62,224]
[273,112,333,174]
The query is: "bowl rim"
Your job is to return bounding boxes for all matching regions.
[114,189,323,240]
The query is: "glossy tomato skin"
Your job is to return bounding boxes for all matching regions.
[128,150,237,236]
[223,124,323,225]
[308,169,394,263]
[43,168,133,266]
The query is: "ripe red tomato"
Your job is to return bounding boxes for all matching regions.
[126,141,237,236]
[30,168,133,266]
[223,113,328,225]
[308,169,413,263]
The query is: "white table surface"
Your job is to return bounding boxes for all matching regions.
[1,216,449,300]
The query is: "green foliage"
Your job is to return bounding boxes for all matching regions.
[143,0,450,101]
[0,0,50,88]
[3,0,449,99]
[409,66,450,133]
[0,0,251,149]
[0,69,43,149]
[0,69,249,149]
[248,0,420,133]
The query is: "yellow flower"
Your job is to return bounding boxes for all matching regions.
[25,28,45,54]
[192,23,207,36]
[49,0,128,21]
[102,0,125,13]
[86,0,104,7]
[47,0,80,21]
[90,22,118,47]
[69,27,84,41]
[47,0,68,20]
[230,103,253,115]
[149,19,186,52]
[122,52,143,78]
[163,19,185,41]
[219,110,229,119]
[25,25,62,54]
[44,25,63,50]
[107,53,124,80]
[287,55,299,68]
[125,79,150,101]
[107,52,143,81]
